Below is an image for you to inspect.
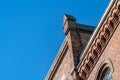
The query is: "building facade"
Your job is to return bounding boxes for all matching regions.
[46,0,120,80]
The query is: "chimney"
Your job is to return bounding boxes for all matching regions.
[62,14,76,35]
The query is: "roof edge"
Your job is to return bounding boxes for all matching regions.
[45,37,68,80]
[77,0,115,68]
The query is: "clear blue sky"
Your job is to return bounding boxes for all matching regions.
[0,0,110,80]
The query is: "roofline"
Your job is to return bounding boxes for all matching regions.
[77,0,114,68]
[45,37,68,80]
[46,0,114,79]
[76,23,95,32]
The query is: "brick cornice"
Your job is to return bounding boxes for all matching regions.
[77,0,120,79]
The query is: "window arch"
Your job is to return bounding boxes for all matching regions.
[97,64,112,80]
[100,67,112,80]
[96,59,114,80]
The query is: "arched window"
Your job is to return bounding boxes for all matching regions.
[97,64,112,80]
[100,67,112,80]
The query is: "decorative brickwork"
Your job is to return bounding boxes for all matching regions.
[46,0,120,80]
[77,0,120,79]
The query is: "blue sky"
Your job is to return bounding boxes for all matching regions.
[0,0,110,80]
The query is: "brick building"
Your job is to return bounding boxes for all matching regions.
[46,0,120,80]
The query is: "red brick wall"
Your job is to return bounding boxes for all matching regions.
[52,29,93,80]
[88,25,120,80]
[53,47,74,80]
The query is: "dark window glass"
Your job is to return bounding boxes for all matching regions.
[100,67,112,80]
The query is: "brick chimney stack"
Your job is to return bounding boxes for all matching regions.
[63,14,76,35]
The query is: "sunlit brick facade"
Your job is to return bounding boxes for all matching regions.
[46,0,120,80]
